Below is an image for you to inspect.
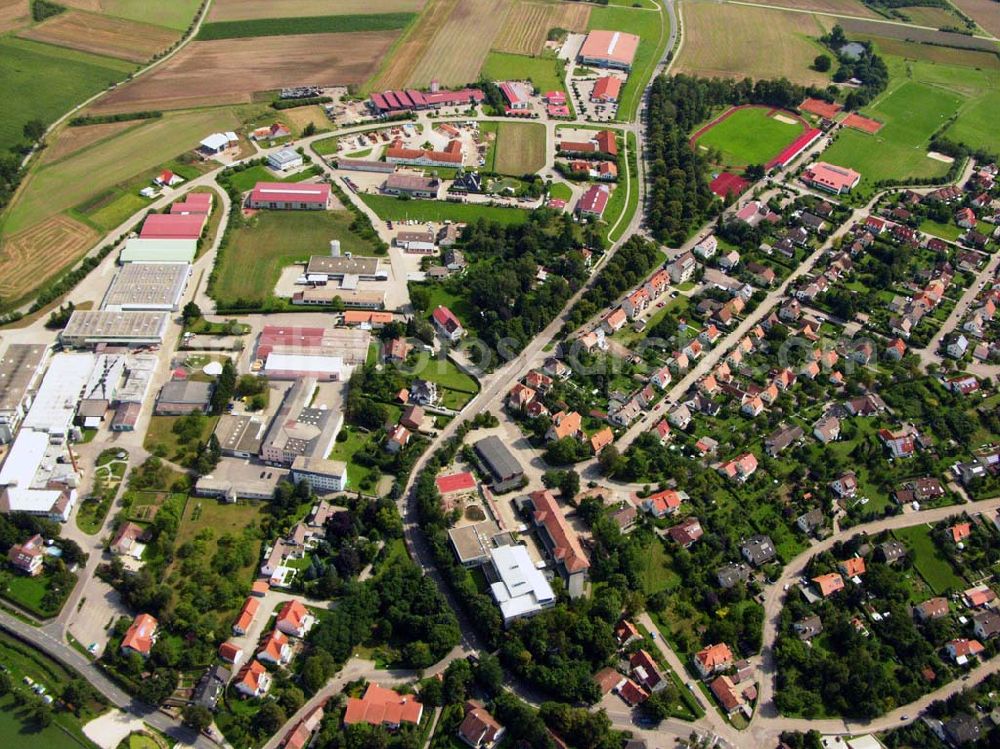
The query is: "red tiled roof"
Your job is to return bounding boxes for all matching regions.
[344,683,422,727]
[530,489,589,573]
[122,613,157,655]
[250,182,331,206]
[139,212,204,240]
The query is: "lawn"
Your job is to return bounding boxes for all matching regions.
[413,355,479,410]
[212,210,381,305]
[549,182,572,202]
[5,108,242,234]
[944,89,1000,154]
[920,218,962,242]
[360,194,531,225]
[606,130,638,243]
[92,0,203,31]
[0,37,135,155]
[587,3,671,120]
[492,122,547,176]
[2,568,76,619]
[0,630,104,749]
[328,425,385,492]
[143,414,219,465]
[197,12,415,39]
[641,538,681,595]
[172,499,266,577]
[694,107,804,167]
[893,524,966,594]
[225,164,321,193]
[481,50,569,95]
[822,81,961,190]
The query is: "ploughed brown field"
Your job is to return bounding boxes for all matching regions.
[0,0,29,32]
[18,10,178,63]
[208,0,426,21]
[90,32,400,113]
[946,0,1000,37]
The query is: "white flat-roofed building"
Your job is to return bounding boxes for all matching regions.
[0,429,77,521]
[268,148,303,172]
[115,355,158,403]
[290,456,348,492]
[264,353,344,381]
[0,344,50,443]
[102,263,191,311]
[22,353,96,442]
[119,238,197,264]
[488,544,556,627]
[60,311,170,347]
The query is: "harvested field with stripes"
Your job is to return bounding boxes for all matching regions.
[18,10,177,62]
[831,16,998,50]
[675,1,830,86]
[741,0,879,15]
[952,0,1000,37]
[405,0,510,87]
[368,0,460,89]
[209,0,425,21]
[0,0,28,32]
[0,215,97,300]
[493,0,591,55]
[40,120,138,165]
[90,33,399,113]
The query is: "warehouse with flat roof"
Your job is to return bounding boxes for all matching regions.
[60,311,171,347]
[214,414,268,458]
[304,256,387,281]
[249,182,331,210]
[120,238,197,264]
[102,262,191,311]
[578,30,640,70]
[0,344,49,443]
[473,436,525,492]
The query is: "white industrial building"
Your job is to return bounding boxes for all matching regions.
[102,262,191,311]
[290,457,348,493]
[60,310,171,347]
[488,544,556,627]
[267,148,303,172]
[0,429,77,522]
[22,354,96,443]
[263,353,345,381]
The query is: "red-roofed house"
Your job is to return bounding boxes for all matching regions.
[629,649,663,691]
[528,489,590,597]
[642,489,686,518]
[155,169,183,187]
[590,426,614,454]
[801,162,861,194]
[718,453,758,482]
[694,643,733,678]
[236,660,271,698]
[813,573,845,597]
[947,638,985,664]
[668,517,703,548]
[547,411,582,441]
[577,184,611,218]
[344,683,423,729]
[276,599,314,638]
[617,677,649,706]
[219,641,244,666]
[248,182,332,210]
[432,305,465,341]
[952,523,972,543]
[457,701,505,748]
[839,557,866,578]
[8,534,44,575]
[121,613,158,657]
[257,629,291,665]
[591,76,622,102]
[596,130,618,155]
[233,597,260,636]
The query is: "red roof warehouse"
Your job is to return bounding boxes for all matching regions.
[249,182,331,210]
[139,213,205,240]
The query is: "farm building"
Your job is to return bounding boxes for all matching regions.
[500,82,532,110]
[101,262,190,312]
[579,30,640,70]
[336,158,396,174]
[60,311,171,347]
[577,184,611,219]
[267,148,304,172]
[170,192,212,215]
[802,162,861,194]
[382,174,440,199]
[140,213,205,241]
[591,77,622,103]
[369,88,485,114]
[119,238,197,264]
[199,132,238,155]
[385,140,463,167]
[249,182,332,210]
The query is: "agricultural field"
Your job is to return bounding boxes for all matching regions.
[279,105,332,135]
[212,210,380,305]
[209,0,426,21]
[741,0,880,16]
[828,16,998,51]
[39,119,138,165]
[59,0,202,31]
[587,3,671,119]
[0,37,134,153]
[5,108,239,234]
[0,215,97,303]
[694,106,805,167]
[492,0,591,55]
[0,0,29,32]
[368,0,461,89]
[895,5,965,29]
[674,0,831,87]
[481,50,569,95]
[406,0,510,87]
[18,10,178,63]
[951,0,1000,37]
[819,81,961,188]
[196,12,415,41]
[855,35,1000,69]
[360,194,531,224]
[946,91,1000,153]
[90,33,399,113]
[492,122,547,175]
